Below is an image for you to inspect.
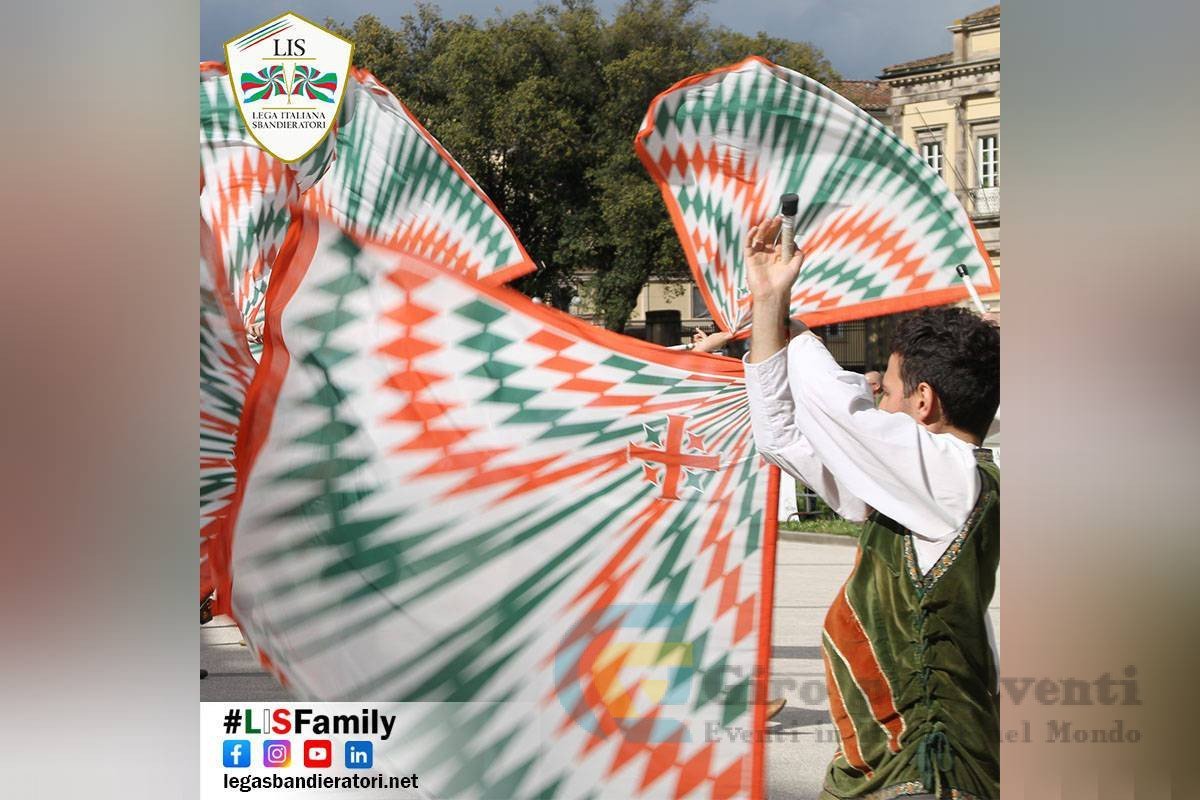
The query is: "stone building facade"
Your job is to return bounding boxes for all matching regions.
[880,4,1001,309]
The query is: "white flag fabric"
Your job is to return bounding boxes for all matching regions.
[635,56,999,334]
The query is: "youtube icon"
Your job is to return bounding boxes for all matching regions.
[303,739,332,768]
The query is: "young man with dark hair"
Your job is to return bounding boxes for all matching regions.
[741,217,1000,800]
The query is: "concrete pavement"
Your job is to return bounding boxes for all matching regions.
[764,538,856,800]
[201,537,1000,798]
[200,614,288,702]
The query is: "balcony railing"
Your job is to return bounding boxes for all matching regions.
[969,186,1000,217]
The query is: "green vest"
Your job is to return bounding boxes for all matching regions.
[819,450,1000,800]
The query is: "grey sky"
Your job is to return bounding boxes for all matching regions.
[201,0,992,80]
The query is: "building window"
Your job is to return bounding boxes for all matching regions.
[977,134,999,188]
[920,141,944,176]
[691,285,712,319]
[915,126,945,181]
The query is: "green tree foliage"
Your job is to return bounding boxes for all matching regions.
[329,0,838,330]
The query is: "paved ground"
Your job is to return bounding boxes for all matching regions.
[764,536,855,800]
[200,615,289,702]
[202,536,999,799]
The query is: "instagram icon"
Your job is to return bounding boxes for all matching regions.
[263,740,291,768]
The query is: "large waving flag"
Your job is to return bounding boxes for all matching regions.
[304,67,535,282]
[201,62,334,334]
[635,56,999,334]
[199,61,536,602]
[212,208,778,799]
[199,218,257,601]
[201,63,534,333]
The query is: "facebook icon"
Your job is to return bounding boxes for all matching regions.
[223,739,251,768]
[344,740,373,769]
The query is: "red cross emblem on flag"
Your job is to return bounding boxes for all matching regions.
[628,414,721,500]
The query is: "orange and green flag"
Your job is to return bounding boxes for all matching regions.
[635,56,999,334]
[209,209,778,798]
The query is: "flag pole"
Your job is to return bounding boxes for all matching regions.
[956,264,989,315]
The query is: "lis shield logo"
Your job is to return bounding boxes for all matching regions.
[223,12,353,162]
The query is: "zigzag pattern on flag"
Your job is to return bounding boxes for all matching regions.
[301,67,535,282]
[201,62,535,334]
[201,62,333,336]
[199,60,536,608]
[635,56,999,334]
[213,208,777,798]
[199,218,257,601]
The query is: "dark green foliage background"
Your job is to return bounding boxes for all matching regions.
[328,0,837,330]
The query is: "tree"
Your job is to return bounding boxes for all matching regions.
[329,0,839,330]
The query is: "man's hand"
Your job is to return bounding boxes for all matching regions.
[692,328,734,354]
[745,216,805,363]
[745,217,805,303]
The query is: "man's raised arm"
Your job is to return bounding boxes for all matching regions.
[739,217,868,521]
[740,218,983,550]
[745,217,805,364]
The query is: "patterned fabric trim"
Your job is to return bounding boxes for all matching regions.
[903,531,923,589]
[850,780,987,800]
[903,465,995,594]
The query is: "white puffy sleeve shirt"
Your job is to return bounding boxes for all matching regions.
[743,333,982,573]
